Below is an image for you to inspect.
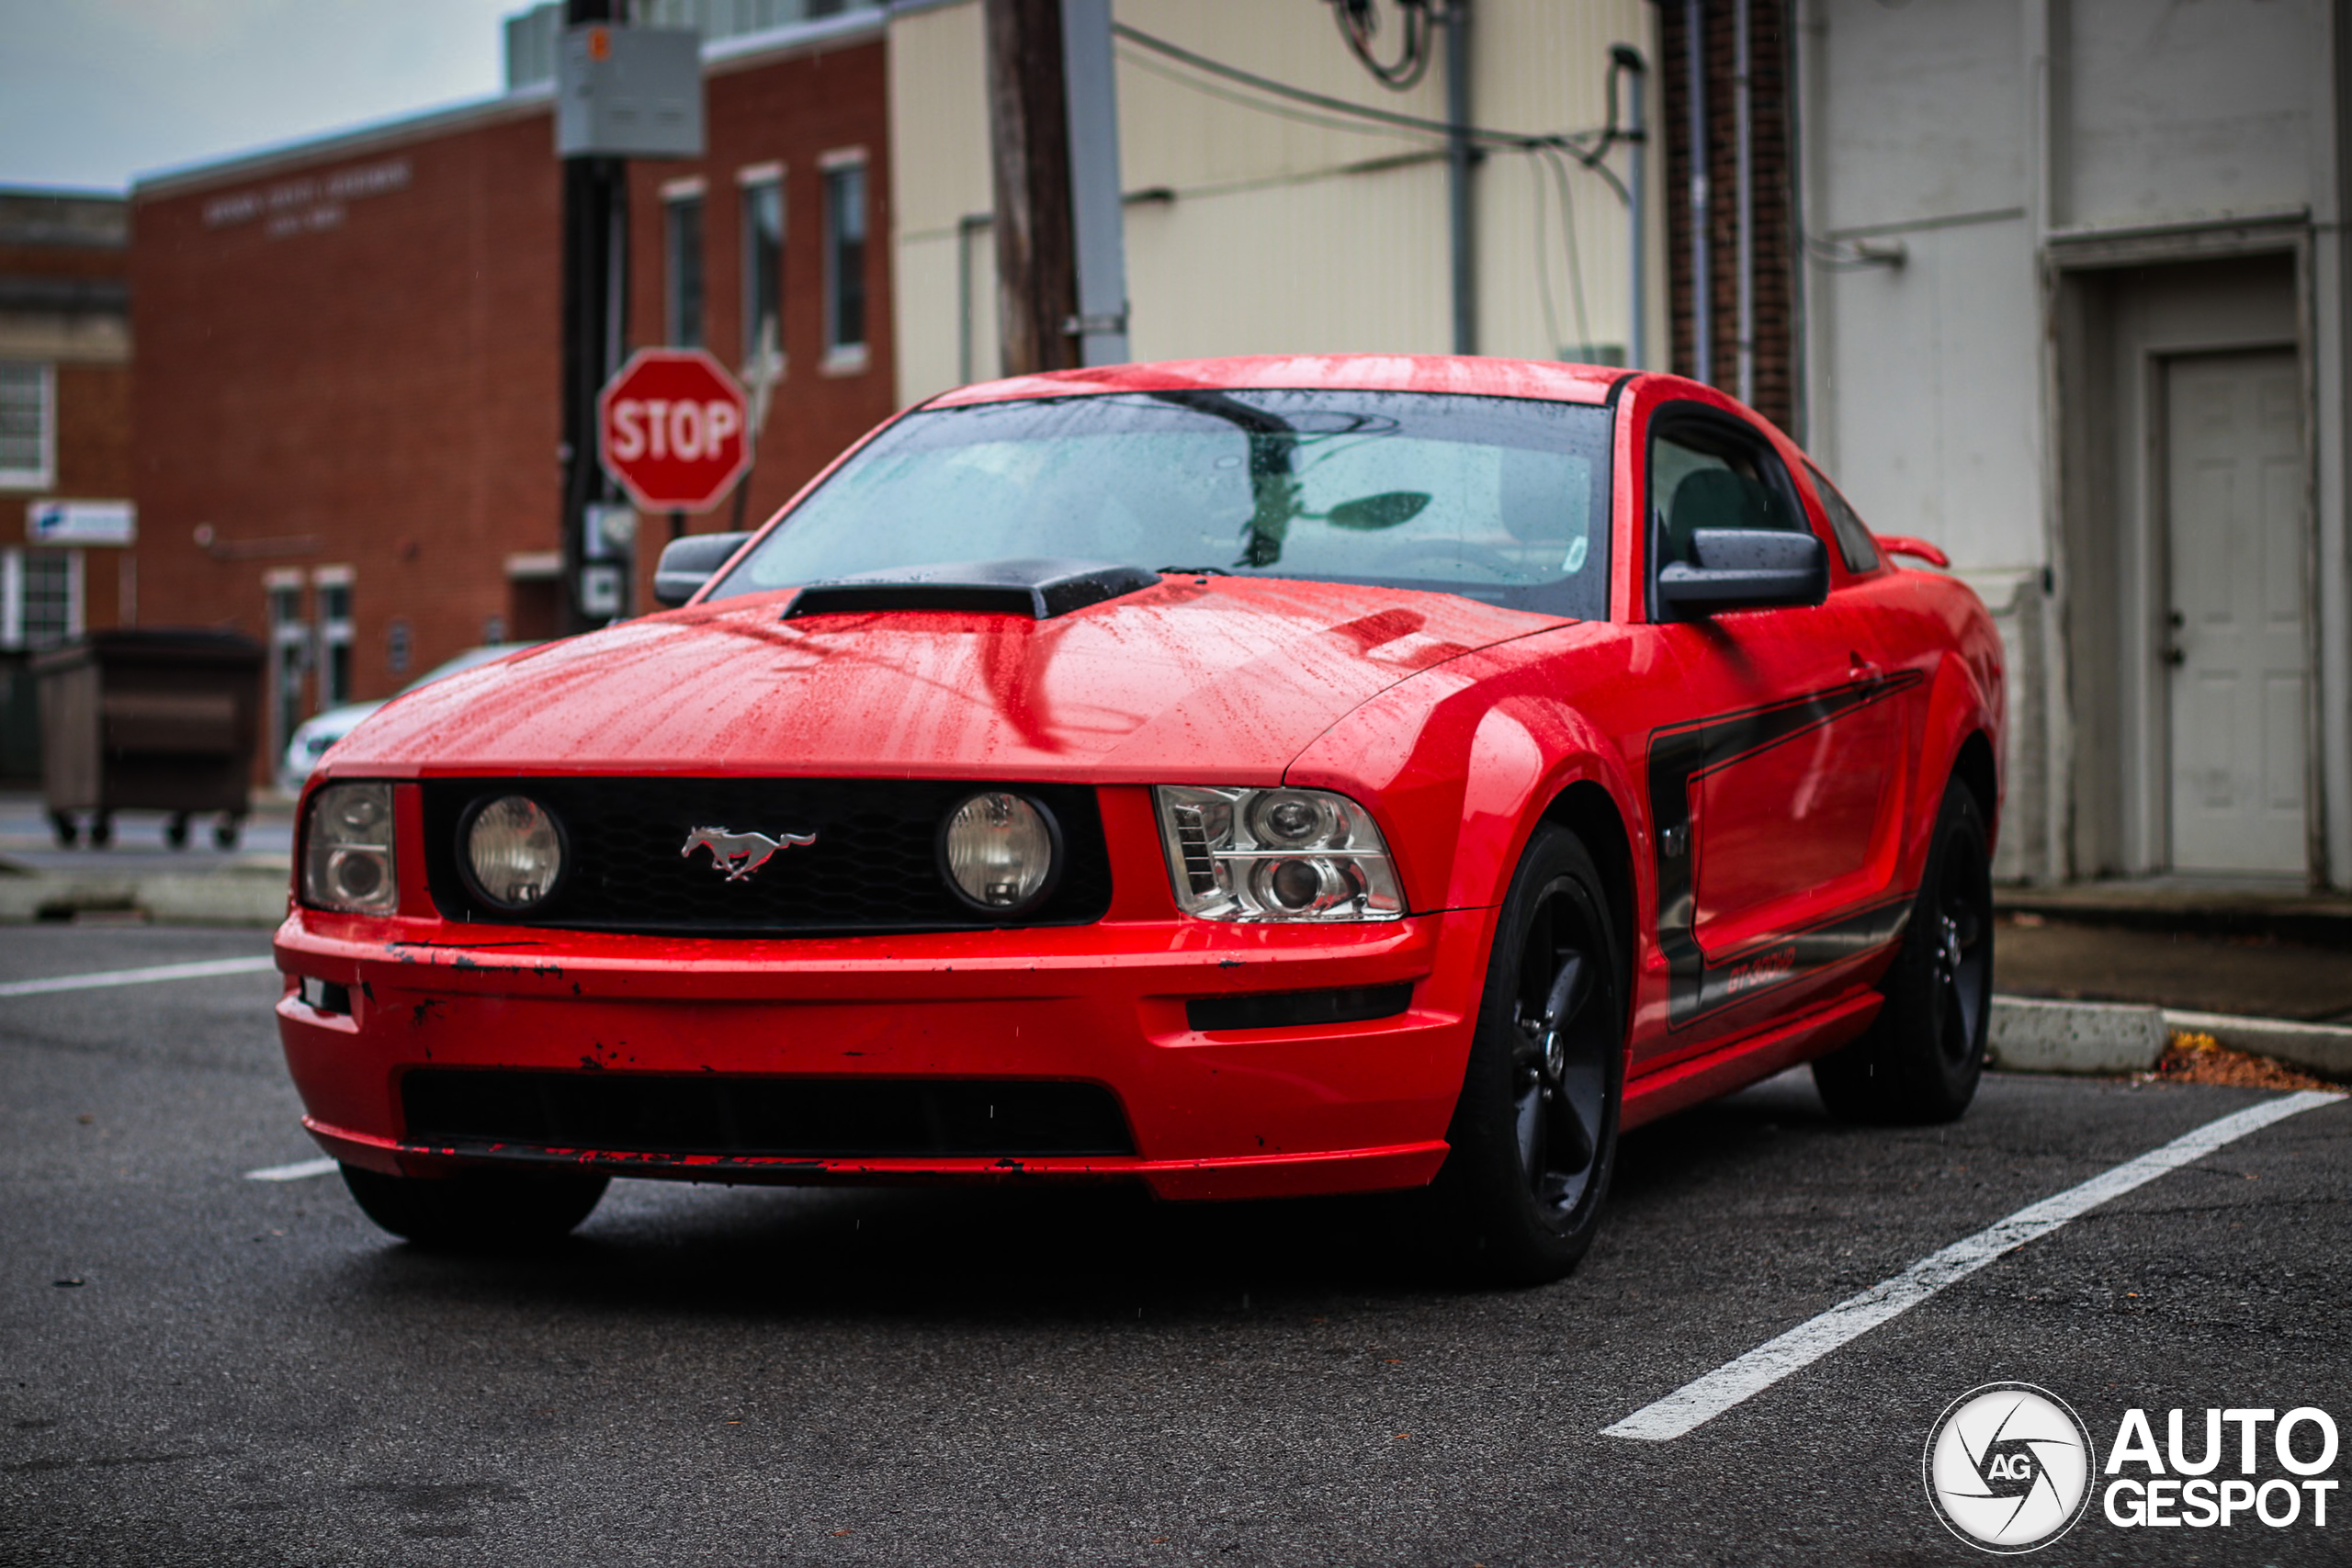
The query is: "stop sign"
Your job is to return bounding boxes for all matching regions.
[597,348,752,513]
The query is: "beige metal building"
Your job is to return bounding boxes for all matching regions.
[1795,0,2349,891]
[886,0,1665,404]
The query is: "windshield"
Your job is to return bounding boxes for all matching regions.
[709,389,1614,618]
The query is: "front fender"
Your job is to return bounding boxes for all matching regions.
[1283,631,1647,923]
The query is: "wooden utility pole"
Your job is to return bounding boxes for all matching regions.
[983,0,1080,376]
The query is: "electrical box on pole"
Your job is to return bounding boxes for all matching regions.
[556,25,705,160]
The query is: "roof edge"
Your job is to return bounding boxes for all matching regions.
[133,9,888,203]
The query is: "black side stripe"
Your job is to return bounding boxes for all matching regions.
[1645,671,1927,1029]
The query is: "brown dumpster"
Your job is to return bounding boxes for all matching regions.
[34,630,265,849]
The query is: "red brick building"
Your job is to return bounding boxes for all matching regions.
[129,13,894,773]
[0,188,134,780]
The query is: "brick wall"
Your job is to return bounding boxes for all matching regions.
[623,36,896,601]
[1657,0,1798,436]
[130,34,895,777]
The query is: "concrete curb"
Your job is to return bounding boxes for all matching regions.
[0,870,288,927]
[1989,996,2168,1075]
[2162,1008,2352,1083]
[1990,994,2352,1083]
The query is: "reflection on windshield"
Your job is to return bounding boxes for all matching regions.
[710,389,1614,618]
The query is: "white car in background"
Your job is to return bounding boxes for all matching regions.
[280,644,539,795]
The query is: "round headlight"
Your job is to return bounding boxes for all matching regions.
[1250,855,1361,916]
[940,791,1059,913]
[1249,790,1343,848]
[462,795,566,912]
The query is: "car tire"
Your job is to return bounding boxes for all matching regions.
[339,1163,609,1250]
[1433,823,1625,1286]
[1812,774,1993,1124]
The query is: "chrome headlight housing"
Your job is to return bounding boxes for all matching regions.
[301,782,398,914]
[459,794,568,913]
[1153,785,1403,921]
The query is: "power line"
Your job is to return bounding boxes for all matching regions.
[1112,21,1623,172]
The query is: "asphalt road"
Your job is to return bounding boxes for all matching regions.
[4,925,2347,1567]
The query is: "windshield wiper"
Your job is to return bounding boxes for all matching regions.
[1155,565,1231,576]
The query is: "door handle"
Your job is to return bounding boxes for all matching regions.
[2163,610,2187,667]
[1848,651,1883,683]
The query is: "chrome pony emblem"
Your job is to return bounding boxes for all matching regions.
[681,825,816,882]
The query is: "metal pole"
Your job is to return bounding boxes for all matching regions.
[1060,0,1129,366]
[1734,0,1755,406]
[1616,45,1648,370]
[1446,0,1476,355]
[559,0,623,636]
[1684,0,1710,387]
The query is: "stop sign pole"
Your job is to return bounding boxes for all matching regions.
[597,349,752,513]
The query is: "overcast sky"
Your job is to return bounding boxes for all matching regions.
[0,0,528,192]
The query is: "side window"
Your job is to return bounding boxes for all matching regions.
[1648,419,1804,569]
[1804,460,1882,573]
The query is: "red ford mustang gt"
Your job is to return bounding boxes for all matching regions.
[277,355,2002,1282]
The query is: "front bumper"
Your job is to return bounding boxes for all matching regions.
[273,904,1497,1201]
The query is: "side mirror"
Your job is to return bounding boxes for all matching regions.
[1657,527,1829,615]
[652,531,755,607]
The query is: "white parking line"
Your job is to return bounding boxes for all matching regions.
[0,956,278,998]
[244,1156,339,1182]
[1603,1089,2341,1443]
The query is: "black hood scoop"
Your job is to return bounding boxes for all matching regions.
[784,558,1161,622]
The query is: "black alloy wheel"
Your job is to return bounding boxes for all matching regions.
[1436,824,1624,1285]
[1813,775,1993,1124]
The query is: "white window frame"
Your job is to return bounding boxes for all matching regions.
[738,162,786,381]
[663,177,707,351]
[266,569,309,751]
[312,565,355,710]
[819,147,870,374]
[0,363,57,491]
[0,547,83,648]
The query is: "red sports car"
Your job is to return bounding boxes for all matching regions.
[277,355,2002,1282]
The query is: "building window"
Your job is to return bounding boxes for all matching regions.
[314,570,354,709]
[0,548,82,648]
[266,574,307,757]
[665,189,706,349]
[0,362,54,489]
[821,153,867,369]
[741,171,785,376]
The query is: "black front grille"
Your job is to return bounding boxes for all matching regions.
[402,1070,1135,1158]
[420,777,1112,935]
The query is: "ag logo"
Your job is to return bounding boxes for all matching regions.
[1925,1382,2096,1552]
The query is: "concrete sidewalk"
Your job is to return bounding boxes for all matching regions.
[1989,897,2352,1083]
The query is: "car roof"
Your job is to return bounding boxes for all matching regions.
[924,354,1626,411]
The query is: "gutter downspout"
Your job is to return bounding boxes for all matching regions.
[1685,0,1710,387]
[1447,0,1476,355]
[1734,0,1755,405]
[1616,45,1649,369]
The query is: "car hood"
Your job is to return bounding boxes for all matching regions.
[325,576,1565,784]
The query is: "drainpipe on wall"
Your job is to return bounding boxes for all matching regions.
[1446,0,1476,355]
[1733,0,1755,406]
[1616,45,1648,370]
[1684,0,1710,387]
